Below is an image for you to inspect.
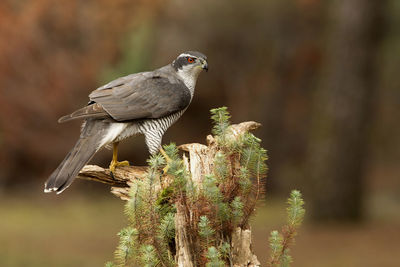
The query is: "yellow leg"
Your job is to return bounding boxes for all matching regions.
[159,147,172,174]
[109,142,129,175]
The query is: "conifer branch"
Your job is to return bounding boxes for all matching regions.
[267,190,305,267]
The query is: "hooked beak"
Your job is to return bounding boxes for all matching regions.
[202,61,209,72]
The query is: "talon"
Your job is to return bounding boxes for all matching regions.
[109,142,130,178]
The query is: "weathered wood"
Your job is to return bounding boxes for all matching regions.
[231,227,260,267]
[175,202,195,267]
[77,165,148,200]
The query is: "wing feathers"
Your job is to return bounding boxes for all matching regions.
[58,103,109,123]
[59,65,191,123]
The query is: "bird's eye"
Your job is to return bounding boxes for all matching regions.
[187,57,195,63]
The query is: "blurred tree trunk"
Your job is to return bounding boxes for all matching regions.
[307,0,385,221]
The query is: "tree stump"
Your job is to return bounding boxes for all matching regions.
[77,121,262,267]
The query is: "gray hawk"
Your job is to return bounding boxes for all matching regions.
[44,51,208,194]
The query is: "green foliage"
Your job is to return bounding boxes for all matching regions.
[217,202,231,222]
[240,133,268,178]
[203,175,223,203]
[267,190,305,267]
[163,143,189,192]
[210,107,231,145]
[147,153,166,170]
[158,212,176,243]
[139,245,158,267]
[205,247,225,267]
[114,227,138,267]
[155,187,176,219]
[238,167,252,194]
[268,230,283,263]
[163,143,180,161]
[231,196,244,224]
[218,242,231,261]
[287,190,305,228]
[109,152,174,267]
[198,215,215,245]
[107,107,305,267]
[213,152,229,182]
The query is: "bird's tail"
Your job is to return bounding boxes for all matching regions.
[44,120,104,194]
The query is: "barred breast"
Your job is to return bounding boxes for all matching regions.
[114,109,186,155]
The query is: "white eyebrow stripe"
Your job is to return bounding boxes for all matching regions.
[178,53,196,58]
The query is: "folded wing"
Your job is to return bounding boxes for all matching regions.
[59,71,191,123]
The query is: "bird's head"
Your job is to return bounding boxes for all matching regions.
[172,51,208,81]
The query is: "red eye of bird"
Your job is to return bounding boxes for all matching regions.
[187,57,195,63]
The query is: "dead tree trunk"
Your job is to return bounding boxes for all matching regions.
[77,121,262,267]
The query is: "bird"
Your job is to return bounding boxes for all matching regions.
[44,51,208,194]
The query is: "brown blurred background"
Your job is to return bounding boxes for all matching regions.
[0,0,399,266]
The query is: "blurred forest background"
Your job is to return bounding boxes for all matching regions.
[0,0,399,266]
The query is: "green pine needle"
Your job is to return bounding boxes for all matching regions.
[158,212,176,242]
[231,196,244,224]
[203,175,223,203]
[287,190,305,227]
[114,227,138,266]
[163,143,180,161]
[140,244,158,267]
[214,152,229,182]
[210,107,231,144]
[238,167,252,194]
[198,215,215,245]
[206,246,225,267]
[147,153,166,170]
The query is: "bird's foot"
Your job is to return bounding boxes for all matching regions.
[109,160,130,178]
[159,147,172,175]
[162,165,170,175]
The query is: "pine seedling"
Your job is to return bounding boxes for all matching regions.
[198,215,215,246]
[205,246,225,267]
[124,177,150,227]
[203,175,223,203]
[238,167,252,194]
[163,143,189,192]
[219,242,231,262]
[156,212,176,266]
[210,107,231,145]
[240,133,268,177]
[114,227,138,267]
[217,202,231,222]
[268,230,283,267]
[140,244,158,267]
[267,190,305,267]
[163,143,180,161]
[147,153,166,170]
[280,250,293,267]
[157,212,176,243]
[214,151,229,182]
[231,196,244,225]
[287,190,305,228]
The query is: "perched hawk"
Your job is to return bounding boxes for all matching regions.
[45,51,208,194]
